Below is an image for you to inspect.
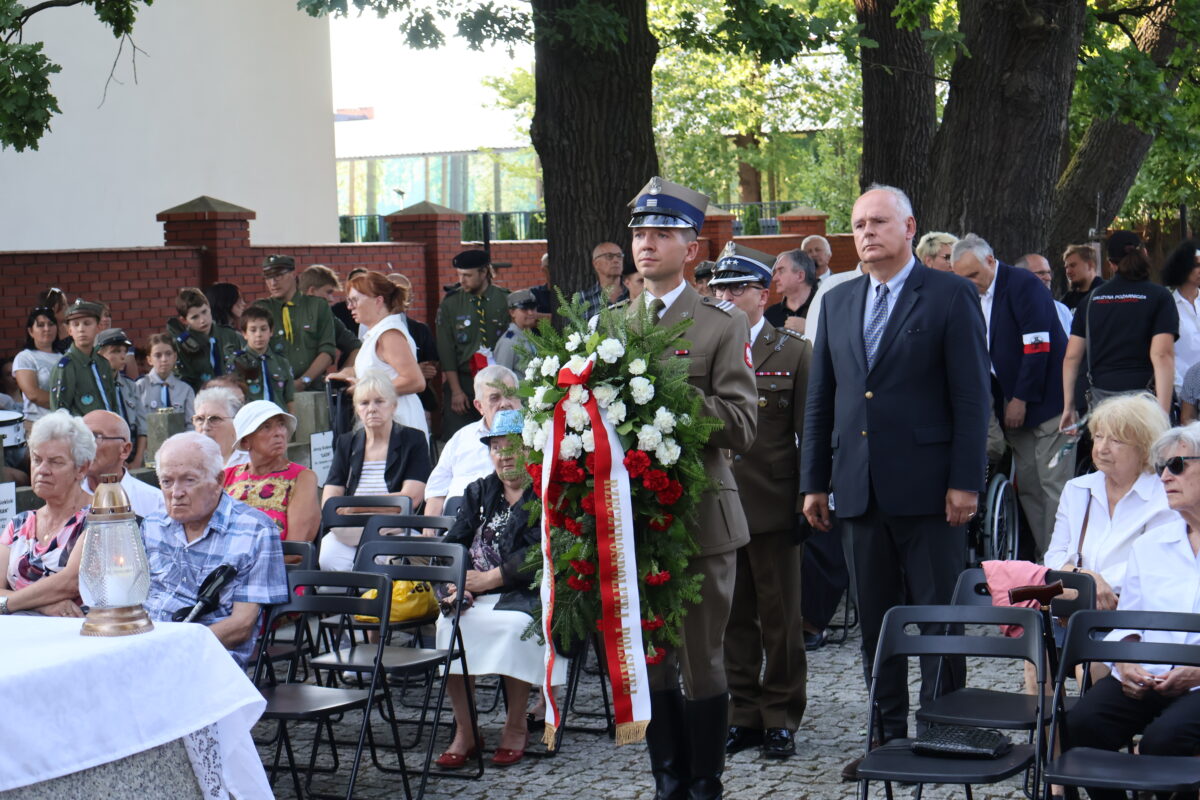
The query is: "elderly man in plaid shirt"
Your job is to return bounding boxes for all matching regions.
[142,431,288,667]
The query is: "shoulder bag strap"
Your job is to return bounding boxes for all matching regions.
[1085,289,1095,387]
[1073,488,1093,570]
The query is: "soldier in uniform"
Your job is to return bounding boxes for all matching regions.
[49,299,118,419]
[226,305,295,412]
[168,288,245,391]
[95,328,148,467]
[709,244,812,761]
[493,289,540,375]
[625,177,758,800]
[693,260,716,297]
[255,254,337,392]
[434,249,509,440]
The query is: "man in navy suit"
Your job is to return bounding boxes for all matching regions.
[952,234,1070,557]
[800,185,990,778]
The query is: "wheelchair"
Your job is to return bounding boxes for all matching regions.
[966,465,1019,565]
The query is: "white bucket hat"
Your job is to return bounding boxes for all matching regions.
[232,400,297,450]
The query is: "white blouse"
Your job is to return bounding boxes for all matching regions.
[1172,289,1200,392]
[1043,470,1176,596]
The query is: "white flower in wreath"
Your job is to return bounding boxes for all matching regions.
[540,355,561,378]
[522,417,541,448]
[628,358,647,376]
[606,400,628,425]
[596,338,625,364]
[565,332,584,352]
[581,428,596,453]
[533,419,551,451]
[564,401,589,432]
[525,358,543,382]
[629,376,655,405]
[655,438,682,466]
[565,354,590,376]
[637,424,664,451]
[567,384,590,405]
[559,432,584,460]
[653,407,677,434]
[592,383,618,408]
[529,386,551,412]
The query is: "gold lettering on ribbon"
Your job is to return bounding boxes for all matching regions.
[604,477,638,693]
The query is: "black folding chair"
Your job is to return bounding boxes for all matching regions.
[856,604,1045,800]
[308,539,476,800]
[359,513,457,550]
[442,495,464,521]
[1044,609,1200,800]
[253,569,410,800]
[257,540,321,679]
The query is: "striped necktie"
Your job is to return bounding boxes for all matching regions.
[864,284,890,368]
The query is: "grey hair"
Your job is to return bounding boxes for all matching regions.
[863,183,914,220]
[800,235,831,256]
[777,249,818,287]
[156,431,225,482]
[916,232,959,261]
[474,364,519,395]
[950,233,994,267]
[1151,421,1200,467]
[353,369,398,404]
[29,410,96,468]
[194,386,243,419]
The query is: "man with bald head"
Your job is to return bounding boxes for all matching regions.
[801,234,833,282]
[81,410,164,518]
[1016,253,1074,336]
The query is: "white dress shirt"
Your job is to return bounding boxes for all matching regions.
[979,267,999,345]
[643,280,689,319]
[82,469,166,519]
[861,257,916,341]
[1107,518,1200,680]
[1172,288,1200,392]
[425,419,493,500]
[1043,470,1175,596]
[805,265,864,344]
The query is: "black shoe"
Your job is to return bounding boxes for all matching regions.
[761,728,795,759]
[724,726,763,755]
[684,694,729,800]
[648,690,689,800]
[841,755,863,781]
[804,629,827,651]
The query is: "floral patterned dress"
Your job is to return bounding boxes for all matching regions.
[2,508,88,598]
[222,462,305,540]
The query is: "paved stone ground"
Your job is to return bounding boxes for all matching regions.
[256,615,1036,800]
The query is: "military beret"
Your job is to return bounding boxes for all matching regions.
[453,249,490,270]
[96,327,133,349]
[63,299,103,322]
[507,289,538,309]
[262,254,296,275]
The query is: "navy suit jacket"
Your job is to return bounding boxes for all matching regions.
[800,261,991,518]
[987,262,1066,429]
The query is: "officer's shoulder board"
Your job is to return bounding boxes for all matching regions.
[700,295,735,315]
[56,356,70,368]
[779,328,805,341]
[606,299,631,312]
[503,330,515,340]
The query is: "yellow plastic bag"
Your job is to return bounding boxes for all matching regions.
[355,580,438,624]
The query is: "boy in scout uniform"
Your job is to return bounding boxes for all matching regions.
[298,264,362,368]
[624,177,758,800]
[168,288,245,391]
[255,254,337,392]
[492,289,539,375]
[137,333,196,421]
[434,249,509,440]
[708,243,812,761]
[49,299,119,418]
[225,305,295,412]
[95,327,148,467]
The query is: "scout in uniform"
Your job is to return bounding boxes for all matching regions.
[137,332,196,422]
[168,288,245,391]
[255,254,337,392]
[49,299,118,418]
[225,305,295,412]
[298,263,362,368]
[95,328,148,466]
[434,249,509,440]
[624,177,758,800]
[708,243,812,760]
[492,289,540,376]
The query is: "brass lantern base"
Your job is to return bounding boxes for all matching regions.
[80,605,155,637]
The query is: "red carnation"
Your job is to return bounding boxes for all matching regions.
[563,517,583,536]
[643,469,669,492]
[569,559,596,576]
[645,570,671,586]
[656,481,684,506]
[580,494,597,516]
[641,614,665,631]
[567,575,594,592]
[645,646,665,665]
[624,450,651,478]
[558,461,586,484]
[526,462,542,485]
[648,513,674,531]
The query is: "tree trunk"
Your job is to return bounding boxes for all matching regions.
[854,0,936,219]
[923,0,1087,261]
[530,0,659,303]
[1046,2,1181,274]
[733,133,762,202]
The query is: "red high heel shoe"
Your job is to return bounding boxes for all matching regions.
[435,736,483,769]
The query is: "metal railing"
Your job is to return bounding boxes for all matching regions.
[339,215,389,243]
[718,201,796,236]
[462,211,547,242]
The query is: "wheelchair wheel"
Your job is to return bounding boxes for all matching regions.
[984,473,1019,561]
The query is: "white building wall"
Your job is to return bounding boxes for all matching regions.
[0,0,337,250]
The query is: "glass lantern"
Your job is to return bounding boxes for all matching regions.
[79,474,154,636]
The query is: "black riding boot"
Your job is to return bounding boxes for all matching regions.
[647,689,689,800]
[684,693,729,800]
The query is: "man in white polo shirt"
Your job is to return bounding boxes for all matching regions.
[81,410,165,518]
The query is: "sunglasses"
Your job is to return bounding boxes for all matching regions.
[1155,455,1200,475]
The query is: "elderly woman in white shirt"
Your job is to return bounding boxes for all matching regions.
[1065,421,1200,800]
[1044,393,1173,610]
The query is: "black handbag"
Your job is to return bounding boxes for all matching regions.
[910,725,1012,759]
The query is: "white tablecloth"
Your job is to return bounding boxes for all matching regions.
[0,617,271,798]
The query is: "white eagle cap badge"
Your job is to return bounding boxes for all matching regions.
[648,176,662,195]
[722,241,738,258]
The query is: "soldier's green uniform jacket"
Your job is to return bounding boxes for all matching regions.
[113,373,147,441]
[255,293,337,384]
[49,345,118,417]
[225,348,295,411]
[435,284,510,374]
[170,321,245,391]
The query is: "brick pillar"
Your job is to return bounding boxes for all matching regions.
[778,206,829,238]
[386,201,465,327]
[156,196,256,285]
[699,206,736,261]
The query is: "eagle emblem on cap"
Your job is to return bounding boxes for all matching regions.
[649,176,662,195]
[722,241,737,257]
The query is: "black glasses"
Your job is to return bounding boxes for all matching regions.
[1155,456,1200,475]
[715,283,764,297]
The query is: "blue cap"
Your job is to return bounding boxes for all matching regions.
[628,177,710,233]
[480,408,525,444]
[708,241,775,289]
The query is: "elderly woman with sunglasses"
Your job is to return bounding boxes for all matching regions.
[0,411,95,617]
[1065,421,1200,799]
